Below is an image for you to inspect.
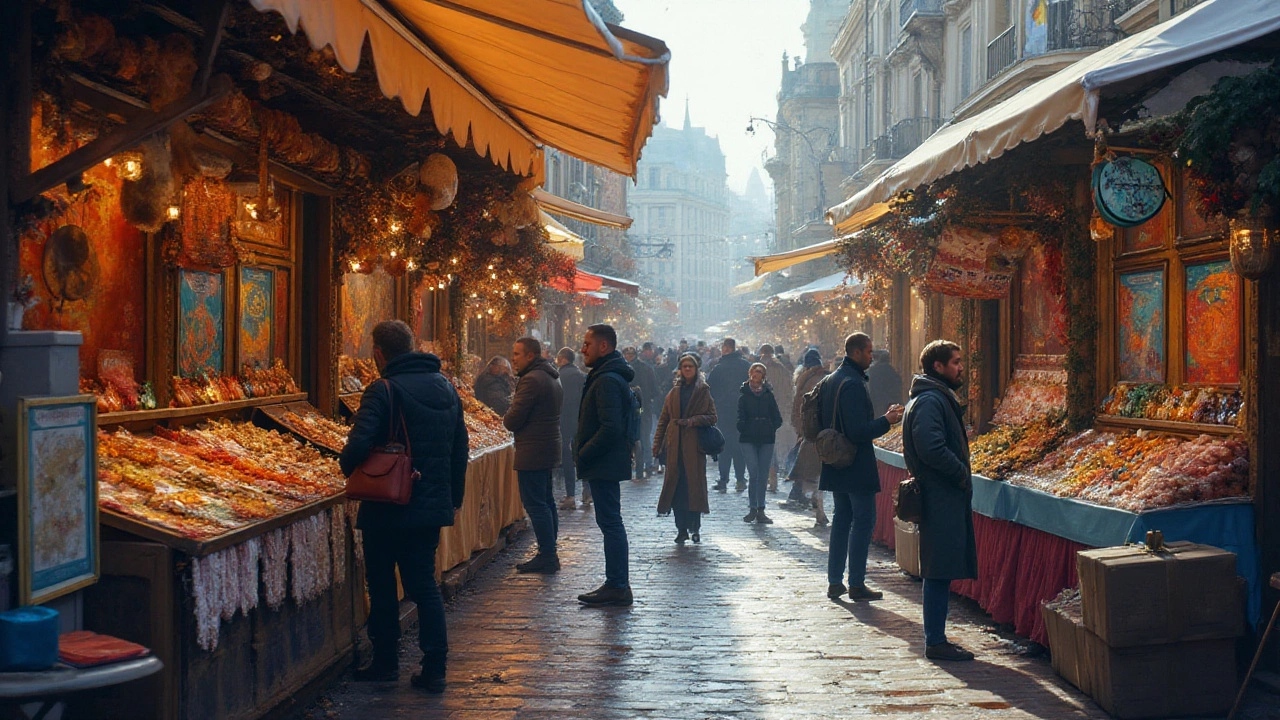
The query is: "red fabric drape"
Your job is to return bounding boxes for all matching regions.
[875,463,909,549]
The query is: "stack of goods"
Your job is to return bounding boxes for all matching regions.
[1100,383,1243,426]
[970,410,1071,480]
[97,421,345,540]
[278,408,350,453]
[990,365,1068,426]
[1007,430,1250,511]
[874,426,904,453]
[338,355,380,393]
[450,376,513,456]
[169,360,300,408]
[80,377,157,414]
[1043,543,1242,718]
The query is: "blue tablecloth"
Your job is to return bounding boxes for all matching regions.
[875,446,1261,626]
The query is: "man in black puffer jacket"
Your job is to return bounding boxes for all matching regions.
[575,324,635,607]
[340,320,469,694]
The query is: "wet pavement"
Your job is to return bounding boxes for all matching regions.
[302,471,1280,719]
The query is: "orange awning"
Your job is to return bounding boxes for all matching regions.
[549,268,604,294]
[249,0,669,176]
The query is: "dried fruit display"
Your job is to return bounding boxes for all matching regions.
[1099,383,1243,426]
[280,409,349,452]
[970,411,1071,480]
[990,367,1068,427]
[338,355,380,392]
[874,426,904,453]
[451,376,513,456]
[169,360,300,408]
[98,422,345,540]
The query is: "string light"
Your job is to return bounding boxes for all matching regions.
[166,205,181,221]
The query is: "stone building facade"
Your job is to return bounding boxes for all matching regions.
[630,108,733,336]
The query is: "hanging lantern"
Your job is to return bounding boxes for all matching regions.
[419,153,458,211]
[1229,213,1276,280]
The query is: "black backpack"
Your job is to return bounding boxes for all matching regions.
[607,372,643,445]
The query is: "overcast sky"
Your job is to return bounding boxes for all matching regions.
[613,0,810,194]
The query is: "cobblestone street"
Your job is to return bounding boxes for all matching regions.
[302,472,1139,720]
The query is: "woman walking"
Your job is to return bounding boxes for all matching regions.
[654,353,717,544]
[790,349,829,526]
[738,363,783,524]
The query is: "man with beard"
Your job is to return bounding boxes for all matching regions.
[902,340,977,662]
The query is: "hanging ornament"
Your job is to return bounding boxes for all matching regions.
[419,153,458,210]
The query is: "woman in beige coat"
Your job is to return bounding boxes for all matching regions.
[654,353,718,544]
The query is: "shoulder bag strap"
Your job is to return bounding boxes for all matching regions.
[831,377,851,433]
[381,378,412,454]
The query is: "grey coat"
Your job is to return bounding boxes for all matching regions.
[503,357,563,471]
[558,362,586,437]
[901,374,977,581]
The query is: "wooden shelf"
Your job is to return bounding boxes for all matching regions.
[1095,415,1242,437]
[98,393,310,427]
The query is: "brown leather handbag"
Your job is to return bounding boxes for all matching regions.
[345,380,419,505]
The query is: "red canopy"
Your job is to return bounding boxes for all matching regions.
[549,268,604,294]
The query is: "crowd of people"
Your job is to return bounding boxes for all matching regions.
[340,320,979,694]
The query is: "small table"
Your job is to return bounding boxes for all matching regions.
[0,656,162,720]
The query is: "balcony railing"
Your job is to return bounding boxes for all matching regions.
[986,25,1017,80]
[899,0,944,27]
[860,117,943,167]
[1046,0,1127,52]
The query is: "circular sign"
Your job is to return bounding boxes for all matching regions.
[1092,157,1167,228]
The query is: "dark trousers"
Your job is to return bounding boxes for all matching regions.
[717,430,746,486]
[518,469,558,557]
[587,479,629,588]
[923,578,952,646]
[560,432,577,498]
[828,491,876,587]
[362,526,446,673]
[672,463,701,532]
[635,412,657,474]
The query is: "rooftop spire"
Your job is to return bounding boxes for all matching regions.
[683,96,691,131]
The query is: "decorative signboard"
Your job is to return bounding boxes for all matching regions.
[1093,156,1167,228]
[920,226,1026,299]
[1118,268,1166,383]
[1184,259,1241,384]
[17,395,99,604]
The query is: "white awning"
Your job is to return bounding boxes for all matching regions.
[533,188,634,229]
[775,272,861,302]
[250,0,669,176]
[542,210,585,260]
[825,0,1280,233]
[749,238,841,276]
[730,272,770,296]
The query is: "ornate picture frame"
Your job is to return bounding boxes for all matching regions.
[17,395,100,605]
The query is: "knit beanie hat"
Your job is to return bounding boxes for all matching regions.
[679,352,702,369]
[803,348,822,368]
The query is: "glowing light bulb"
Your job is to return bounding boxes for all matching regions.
[103,158,114,168]
[389,221,402,233]
[350,260,362,272]
[407,259,415,270]
[451,258,458,264]
[390,250,397,258]
[167,205,181,221]
[121,159,143,181]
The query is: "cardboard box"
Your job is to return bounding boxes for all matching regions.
[1042,602,1090,696]
[893,518,920,577]
[1077,542,1243,647]
[1079,627,1237,719]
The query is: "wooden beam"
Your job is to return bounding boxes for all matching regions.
[195,0,231,94]
[11,73,234,204]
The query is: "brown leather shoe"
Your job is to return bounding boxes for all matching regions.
[846,585,884,601]
[926,642,975,662]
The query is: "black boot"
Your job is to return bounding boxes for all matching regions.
[411,659,447,693]
[516,554,561,574]
[353,650,399,682]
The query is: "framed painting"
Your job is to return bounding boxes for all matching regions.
[1177,175,1227,245]
[238,266,275,370]
[341,269,397,359]
[178,269,225,377]
[1121,201,1170,255]
[1184,259,1241,384]
[1018,244,1067,356]
[1117,267,1166,383]
[17,395,99,605]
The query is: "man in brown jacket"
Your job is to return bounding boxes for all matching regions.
[504,337,565,574]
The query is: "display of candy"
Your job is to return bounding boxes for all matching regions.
[169,360,300,409]
[874,426,904,453]
[338,355,380,392]
[97,422,345,541]
[451,376,514,457]
[990,367,1068,427]
[970,410,1071,480]
[81,377,158,414]
[280,409,349,451]
[1099,383,1243,426]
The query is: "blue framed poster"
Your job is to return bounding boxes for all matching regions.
[17,395,99,604]
[178,269,225,377]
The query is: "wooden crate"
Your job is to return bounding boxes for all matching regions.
[1079,627,1237,719]
[894,518,920,577]
[1077,541,1243,647]
[1041,602,1089,695]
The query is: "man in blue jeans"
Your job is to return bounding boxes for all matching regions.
[818,333,904,601]
[575,324,634,607]
[504,337,565,574]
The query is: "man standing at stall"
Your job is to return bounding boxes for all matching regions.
[707,338,752,492]
[341,320,468,694]
[576,324,635,607]
[820,333,904,602]
[902,340,977,662]
[505,337,564,574]
[555,348,587,509]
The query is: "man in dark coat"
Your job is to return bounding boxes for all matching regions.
[555,348,586,509]
[640,342,666,474]
[504,337,564,574]
[706,338,752,492]
[575,324,635,607]
[819,333,904,601]
[902,340,977,662]
[867,349,904,417]
[340,320,468,693]
[623,345,659,479]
